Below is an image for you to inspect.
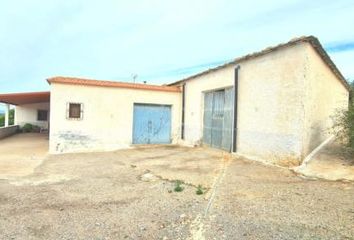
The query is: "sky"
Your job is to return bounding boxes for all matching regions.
[0,0,354,94]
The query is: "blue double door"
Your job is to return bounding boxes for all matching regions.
[203,88,234,151]
[133,104,172,144]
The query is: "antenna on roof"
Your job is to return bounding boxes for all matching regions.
[132,74,138,83]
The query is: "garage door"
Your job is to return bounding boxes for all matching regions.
[203,88,234,151]
[133,104,172,144]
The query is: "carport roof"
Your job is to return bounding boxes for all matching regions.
[0,91,50,105]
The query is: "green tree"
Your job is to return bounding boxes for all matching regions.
[9,109,14,125]
[0,114,4,127]
[0,109,15,127]
[350,81,354,104]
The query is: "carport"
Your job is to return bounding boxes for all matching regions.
[0,133,48,178]
[0,91,50,139]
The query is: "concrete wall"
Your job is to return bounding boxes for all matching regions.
[178,42,349,166]
[302,44,349,157]
[0,125,19,139]
[179,43,311,166]
[49,83,181,154]
[237,43,307,166]
[15,102,50,128]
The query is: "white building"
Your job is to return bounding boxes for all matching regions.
[0,36,350,166]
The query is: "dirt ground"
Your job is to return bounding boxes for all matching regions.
[0,135,353,239]
[295,141,354,181]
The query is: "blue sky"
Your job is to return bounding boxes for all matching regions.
[0,0,353,94]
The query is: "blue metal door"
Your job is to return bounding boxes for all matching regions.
[203,88,234,151]
[210,90,225,149]
[133,104,172,144]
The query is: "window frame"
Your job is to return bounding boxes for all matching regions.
[66,103,84,120]
[37,109,48,121]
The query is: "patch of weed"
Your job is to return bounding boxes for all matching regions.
[174,180,184,192]
[196,185,204,195]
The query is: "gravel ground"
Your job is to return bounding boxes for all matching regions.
[205,158,354,240]
[0,145,353,239]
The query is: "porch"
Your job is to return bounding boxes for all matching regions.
[0,91,50,139]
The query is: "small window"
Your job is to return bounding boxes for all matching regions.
[67,103,83,119]
[37,110,48,121]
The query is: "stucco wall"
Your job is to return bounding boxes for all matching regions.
[302,44,349,157]
[15,102,50,128]
[49,83,181,154]
[180,43,309,166]
[237,44,307,166]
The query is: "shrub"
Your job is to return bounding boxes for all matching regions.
[32,125,41,133]
[22,123,33,133]
[21,123,42,133]
[332,81,354,151]
[174,180,184,192]
[333,105,354,149]
[196,185,204,195]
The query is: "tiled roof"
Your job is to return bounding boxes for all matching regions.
[0,91,50,105]
[168,36,350,91]
[47,77,181,92]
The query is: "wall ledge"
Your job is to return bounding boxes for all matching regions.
[0,125,19,139]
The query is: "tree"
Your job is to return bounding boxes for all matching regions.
[9,109,14,125]
[0,114,4,127]
[0,109,14,127]
[333,80,354,151]
[332,79,354,152]
[350,80,354,104]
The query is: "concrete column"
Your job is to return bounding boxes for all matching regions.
[14,106,17,125]
[4,104,9,127]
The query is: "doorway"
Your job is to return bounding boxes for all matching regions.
[202,88,233,151]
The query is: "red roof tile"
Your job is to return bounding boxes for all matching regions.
[47,77,181,93]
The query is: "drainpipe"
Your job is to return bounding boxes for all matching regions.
[181,83,186,140]
[232,66,240,152]
[4,103,10,127]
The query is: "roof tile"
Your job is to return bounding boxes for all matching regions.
[47,77,181,93]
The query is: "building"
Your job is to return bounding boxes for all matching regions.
[48,78,181,154]
[0,36,350,166]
